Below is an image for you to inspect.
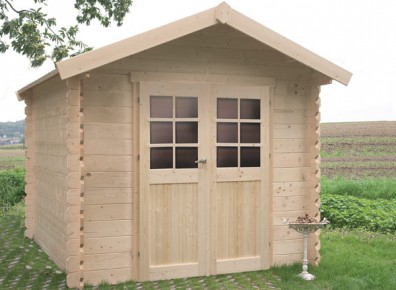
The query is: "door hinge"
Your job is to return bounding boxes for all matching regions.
[137,154,140,161]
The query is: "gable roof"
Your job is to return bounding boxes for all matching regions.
[56,2,351,85]
[17,2,351,101]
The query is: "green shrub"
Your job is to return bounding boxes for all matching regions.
[321,177,396,200]
[320,194,396,234]
[0,167,26,206]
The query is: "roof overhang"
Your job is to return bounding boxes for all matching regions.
[18,2,352,101]
[16,69,59,101]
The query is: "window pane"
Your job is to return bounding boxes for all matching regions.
[151,147,173,169]
[217,123,238,143]
[240,99,260,119]
[217,98,238,119]
[176,122,198,143]
[150,122,172,144]
[240,123,260,143]
[176,147,198,168]
[176,97,198,118]
[241,147,260,167]
[150,96,173,118]
[217,147,238,167]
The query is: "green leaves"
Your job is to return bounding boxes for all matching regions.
[74,0,132,27]
[0,0,133,67]
[320,193,396,234]
[0,167,25,206]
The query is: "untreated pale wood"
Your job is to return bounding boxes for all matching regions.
[84,236,132,254]
[84,220,133,238]
[84,188,133,205]
[84,253,133,271]
[84,204,133,221]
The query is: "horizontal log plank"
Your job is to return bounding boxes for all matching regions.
[84,220,133,238]
[85,204,133,221]
[84,236,132,254]
[85,188,133,205]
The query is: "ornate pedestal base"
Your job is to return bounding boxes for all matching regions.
[287,221,328,281]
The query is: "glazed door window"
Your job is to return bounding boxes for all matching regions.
[216,98,261,167]
[149,96,199,169]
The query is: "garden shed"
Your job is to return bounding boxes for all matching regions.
[17,2,351,288]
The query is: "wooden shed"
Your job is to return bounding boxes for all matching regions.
[17,2,351,288]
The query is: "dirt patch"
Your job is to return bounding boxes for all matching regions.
[321,121,396,179]
[321,121,396,137]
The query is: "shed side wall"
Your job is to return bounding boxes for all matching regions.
[271,80,321,265]
[81,74,135,285]
[28,76,80,270]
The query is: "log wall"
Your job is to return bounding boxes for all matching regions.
[27,76,81,273]
[81,74,135,285]
[93,24,327,268]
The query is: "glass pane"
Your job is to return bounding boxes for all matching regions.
[240,99,260,119]
[150,96,173,118]
[176,147,198,169]
[217,147,238,167]
[217,98,238,119]
[241,147,260,167]
[176,122,198,144]
[240,123,260,143]
[150,122,172,144]
[176,97,198,118]
[217,123,238,143]
[150,147,173,169]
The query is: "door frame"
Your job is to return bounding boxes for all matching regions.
[135,73,274,281]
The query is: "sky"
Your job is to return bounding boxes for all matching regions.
[0,0,395,123]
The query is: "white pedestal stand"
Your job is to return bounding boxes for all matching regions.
[287,222,328,281]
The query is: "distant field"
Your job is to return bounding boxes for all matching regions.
[321,121,396,179]
[0,145,25,170]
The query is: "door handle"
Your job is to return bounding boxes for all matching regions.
[195,158,207,164]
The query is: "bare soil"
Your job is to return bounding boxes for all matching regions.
[321,121,396,137]
[320,121,396,179]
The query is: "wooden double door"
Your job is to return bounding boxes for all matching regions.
[139,82,270,280]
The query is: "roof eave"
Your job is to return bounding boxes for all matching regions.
[224,8,352,85]
[56,4,223,80]
[16,69,59,101]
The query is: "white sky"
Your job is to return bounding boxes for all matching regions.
[0,0,395,123]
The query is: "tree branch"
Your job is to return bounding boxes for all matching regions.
[2,0,30,14]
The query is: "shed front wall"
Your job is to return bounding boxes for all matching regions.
[89,23,323,277]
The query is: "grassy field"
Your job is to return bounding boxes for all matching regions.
[0,144,25,171]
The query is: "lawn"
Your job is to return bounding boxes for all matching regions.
[1,204,395,289]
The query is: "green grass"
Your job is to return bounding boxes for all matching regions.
[321,177,396,200]
[0,146,25,171]
[1,204,395,290]
[0,156,25,171]
[0,144,24,150]
[271,229,396,290]
[0,203,67,289]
